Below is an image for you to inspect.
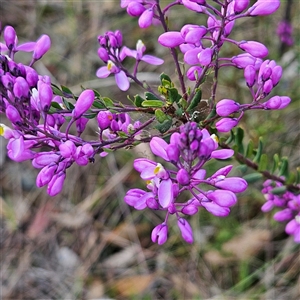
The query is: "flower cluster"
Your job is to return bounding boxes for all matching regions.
[262,180,300,243]
[276,21,294,47]
[125,122,248,244]
[96,30,163,91]
[0,25,147,196]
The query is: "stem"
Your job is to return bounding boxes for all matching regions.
[155,0,187,99]
[220,142,300,192]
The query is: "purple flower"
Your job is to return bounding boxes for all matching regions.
[215,118,238,132]
[96,60,129,91]
[151,223,168,245]
[158,31,185,48]
[123,40,164,65]
[125,122,248,243]
[32,34,51,61]
[47,171,66,196]
[216,99,240,117]
[72,89,95,119]
[138,8,154,28]
[248,0,280,16]
[177,218,194,243]
[238,41,268,58]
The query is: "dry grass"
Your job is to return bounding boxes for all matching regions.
[1,1,300,299]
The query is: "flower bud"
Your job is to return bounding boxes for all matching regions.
[138,8,153,28]
[263,79,273,95]
[33,34,51,60]
[13,77,29,99]
[198,48,213,66]
[36,164,57,187]
[166,144,180,162]
[158,31,184,48]
[207,190,237,207]
[177,218,193,243]
[232,53,257,69]
[6,104,22,124]
[239,40,268,58]
[248,0,280,16]
[271,65,282,86]
[216,99,240,117]
[274,208,293,222]
[151,223,168,245]
[97,110,113,130]
[244,65,256,87]
[39,82,53,111]
[73,89,95,119]
[47,171,66,196]
[215,118,238,132]
[176,168,190,186]
[127,2,145,16]
[4,26,16,50]
[186,66,203,81]
[214,177,248,193]
[234,0,250,13]
[181,204,198,215]
[97,48,109,63]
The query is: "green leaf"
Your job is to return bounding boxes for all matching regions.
[160,73,172,84]
[243,173,263,183]
[142,100,164,108]
[51,84,64,96]
[271,186,287,195]
[246,140,254,158]
[93,89,102,98]
[134,95,144,107]
[278,157,289,177]
[51,101,63,109]
[187,89,202,112]
[236,164,248,173]
[117,131,129,138]
[168,88,181,103]
[83,113,97,119]
[155,119,172,133]
[145,92,160,100]
[272,153,280,173]
[258,153,268,172]
[226,130,235,144]
[92,101,105,109]
[101,97,114,108]
[61,85,73,95]
[63,98,75,110]
[155,109,169,123]
[235,127,244,154]
[296,167,300,185]
[253,137,263,163]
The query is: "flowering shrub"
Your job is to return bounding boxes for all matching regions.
[0,0,299,244]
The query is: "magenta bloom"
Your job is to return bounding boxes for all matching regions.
[248,0,280,16]
[96,60,129,91]
[124,122,247,244]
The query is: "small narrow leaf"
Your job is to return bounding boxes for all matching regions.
[168,88,181,103]
[155,109,169,123]
[278,157,289,177]
[134,95,144,107]
[102,97,114,107]
[92,101,105,109]
[51,84,64,96]
[187,89,202,112]
[272,153,280,173]
[258,153,268,171]
[243,173,263,183]
[246,140,254,158]
[145,92,160,100]
[253,137,263,163]
[235,127,244,155]
[61,85,73,95]
[271,186,287,195]
[160,73,172,84]
[142,100,164,108]
[155,119,172,133]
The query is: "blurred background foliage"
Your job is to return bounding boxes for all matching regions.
[0,0,299,299]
